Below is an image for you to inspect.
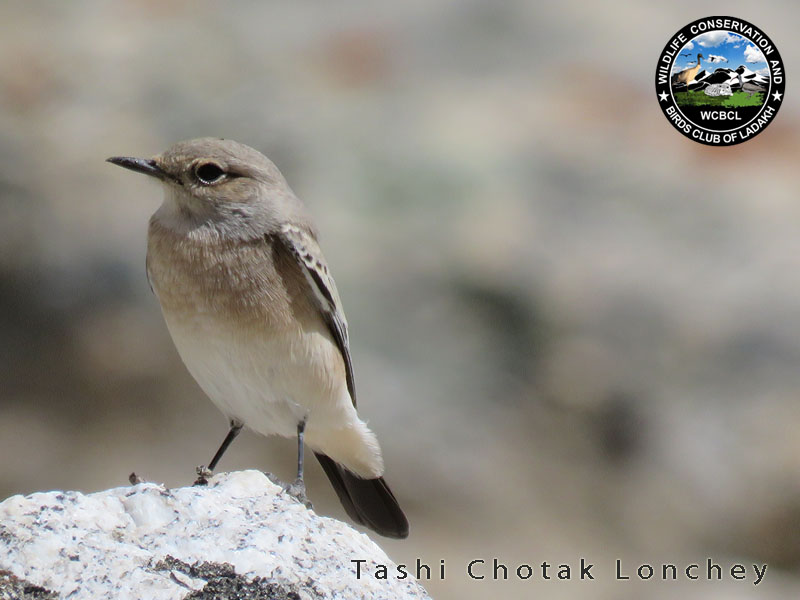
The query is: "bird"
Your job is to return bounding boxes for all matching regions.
[736,67,767,97]
[107,138,409,539]
[673,53,704,92]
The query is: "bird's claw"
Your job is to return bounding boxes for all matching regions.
[193,465,212,486]
[284,478,313,509]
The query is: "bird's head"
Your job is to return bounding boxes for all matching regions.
[108,138,305,236]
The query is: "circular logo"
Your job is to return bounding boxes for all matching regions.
[655,16,785,146]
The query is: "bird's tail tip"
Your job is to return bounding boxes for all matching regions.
[315,452,409,539]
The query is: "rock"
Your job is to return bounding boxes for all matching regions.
[0,471,430,600]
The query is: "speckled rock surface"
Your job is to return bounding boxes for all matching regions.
[0,471,430,600]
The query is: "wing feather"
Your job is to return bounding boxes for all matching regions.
[277,223,357,407]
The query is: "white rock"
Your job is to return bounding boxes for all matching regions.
[0,470,431,600]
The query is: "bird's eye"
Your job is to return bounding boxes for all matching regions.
[194,162,225,185]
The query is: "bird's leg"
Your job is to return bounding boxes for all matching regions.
[296,419,306,483]
[194,420,243,486]
[285,419,312,508]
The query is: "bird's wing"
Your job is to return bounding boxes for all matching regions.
[144,253,155,295]
[277,223,357,407]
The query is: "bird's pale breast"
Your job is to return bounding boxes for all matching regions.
[146,219,352,439]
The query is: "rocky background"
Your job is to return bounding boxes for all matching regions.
[2,2,800,599]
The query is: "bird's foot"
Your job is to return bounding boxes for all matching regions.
[284,478,313,509]
[193,465,213,486]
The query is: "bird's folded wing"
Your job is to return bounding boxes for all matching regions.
[277,223,357,407]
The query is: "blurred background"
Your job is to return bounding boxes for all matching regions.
[1,1,800,598]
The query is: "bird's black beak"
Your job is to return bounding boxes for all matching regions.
[106,156,168,180]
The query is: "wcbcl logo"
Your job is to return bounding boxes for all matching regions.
[655,16,785,146]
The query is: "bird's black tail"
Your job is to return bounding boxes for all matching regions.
[315,452,409,539]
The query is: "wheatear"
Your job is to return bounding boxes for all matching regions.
[108,138,408,538]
